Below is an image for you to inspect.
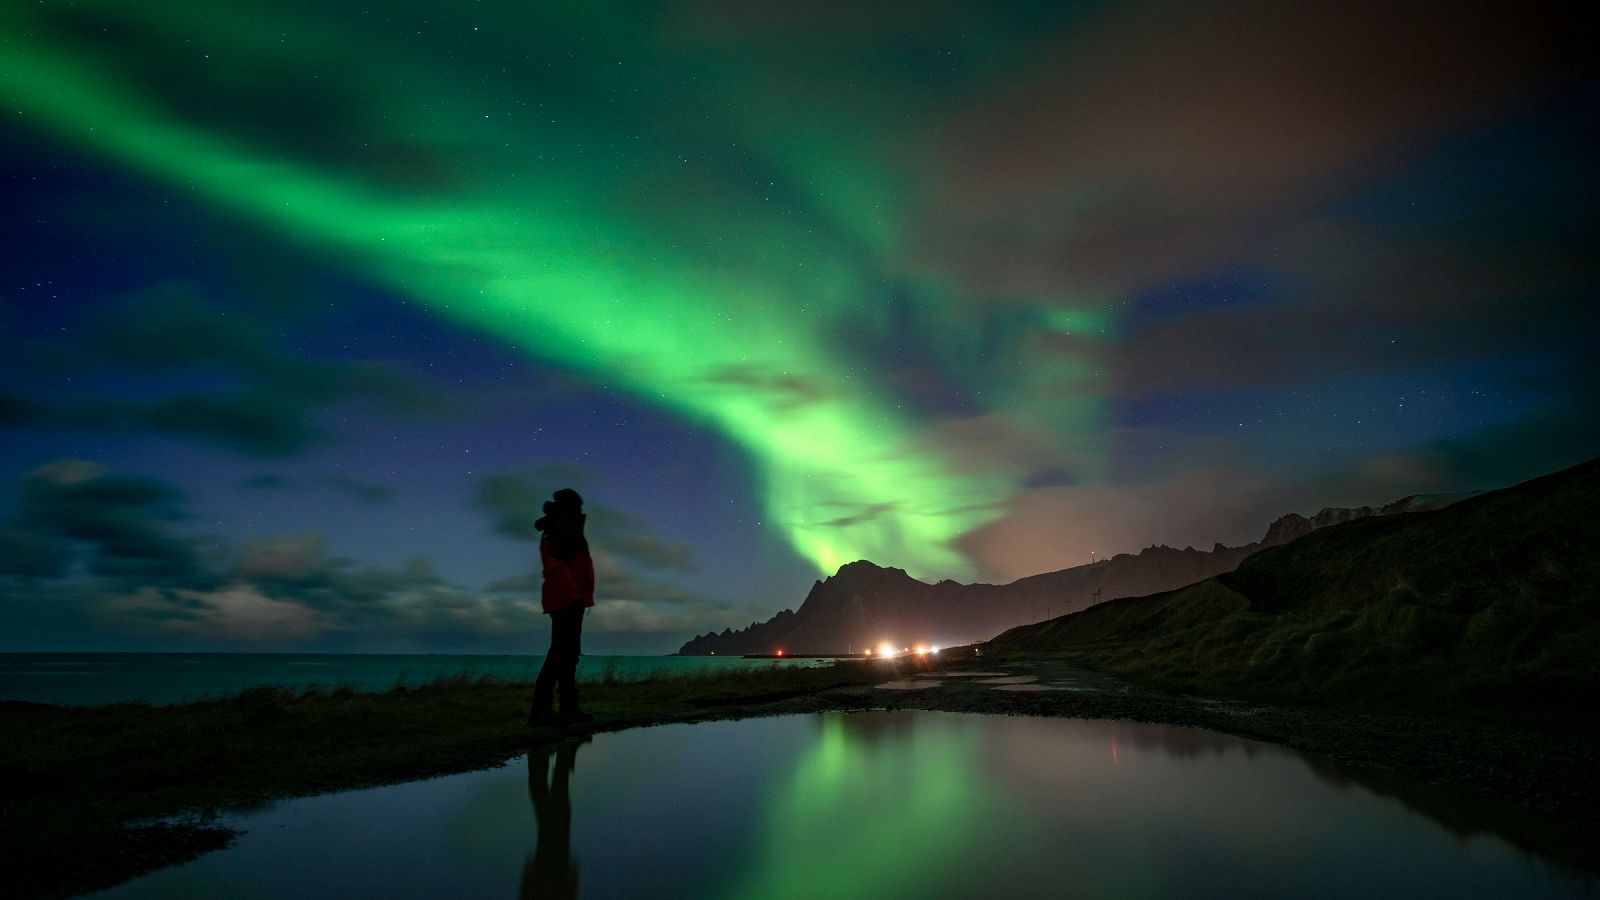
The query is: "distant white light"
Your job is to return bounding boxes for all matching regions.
[877,642,897,659]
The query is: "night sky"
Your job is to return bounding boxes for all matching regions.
[2,1,1596,654]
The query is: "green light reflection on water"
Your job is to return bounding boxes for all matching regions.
[719,712,998,900]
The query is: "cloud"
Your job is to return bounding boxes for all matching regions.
[476,471,694,571]
[956,401,1600,584]
[590,554,704,605]
[0,389,38,426]
[698,364,839,414]
[76,391,328,457]
[1328,396,1600,501]
[85,533,539,647]
[0,460,205,584]
[1098,224,1600,399]
[485,574,538,593]
[83,285,438,411]
[488,556,734,635]
[586,505,696,571]
[586,598,742,636]
[313,475,395,505]
[0,461,739,649]
[238,472,394,504]
[467,469,740,636]
[0,528,73,579]
[915,0,1580,298]
[955,466,1279,583]
[110,584,332,644]
[234,533,329,583]
[911,412,1091,483]
[814,502,897,529]
[475,468,593,541]
[2,284,442,456]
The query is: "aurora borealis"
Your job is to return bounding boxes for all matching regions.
[2,1,1597,652]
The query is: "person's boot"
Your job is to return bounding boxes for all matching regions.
[528,699,558,727]
[558,708,595,724]
[556,681,590,724]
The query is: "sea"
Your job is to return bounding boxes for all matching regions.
[0,653,822,707]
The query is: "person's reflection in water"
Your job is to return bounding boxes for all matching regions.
[521,736,590,900]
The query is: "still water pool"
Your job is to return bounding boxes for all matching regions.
[92,712,1595,899]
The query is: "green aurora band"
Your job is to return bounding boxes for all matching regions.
[1,2,1105,580]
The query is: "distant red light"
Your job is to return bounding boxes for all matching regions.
[776,649,784,657]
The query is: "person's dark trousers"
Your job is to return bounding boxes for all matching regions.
[532,607,584,717]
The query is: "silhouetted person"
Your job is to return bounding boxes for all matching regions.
[520,738,588,900]
[530,488,595,725]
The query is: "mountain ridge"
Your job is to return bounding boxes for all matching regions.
[984,457,1599,708]
[679,491,1468,656]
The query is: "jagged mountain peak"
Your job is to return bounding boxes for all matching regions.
[677,488,1476,656]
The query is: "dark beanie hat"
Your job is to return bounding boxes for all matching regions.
[537,487,583,526]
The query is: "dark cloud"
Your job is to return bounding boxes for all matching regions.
[312,475,395,506]
[467,469,728,638]
[475,471,556,541]
[1100,224,1600,399]
[112,391,326,457]
[486,574,538,593]
[955,466,1277,583]
[225,533,442,617]
[1359,398,1600,498]
[699,364,838,414]
[475,470,691,571]
[0,461,735,648]
[890,0,1596,469]
[815,502,897,529]
[2,284,442,456]
[911,412,1089,484]
[490,558,715,607]
[0,390,38,426]
[592,556,702,605]
[586,505,695,572]
[102,533,734,648]
[41,4,468,197]
[236,472,392,504]
[0,528,73,579]
[0,460,205,584]
[70,285,436,411]
[917,0,1583,296]
[957,405,1600,584]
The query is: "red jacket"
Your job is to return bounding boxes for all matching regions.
[540,537,595,614]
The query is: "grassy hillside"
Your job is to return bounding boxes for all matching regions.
[988,457,1600,710]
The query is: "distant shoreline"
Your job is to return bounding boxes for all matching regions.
[0,652,821,707]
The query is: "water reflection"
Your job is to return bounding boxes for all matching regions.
[1027,718,1596,881]
[87,712,1595,900]
[718,712,993,900]
[1299,754,1600,880]
[521,737,589,900]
